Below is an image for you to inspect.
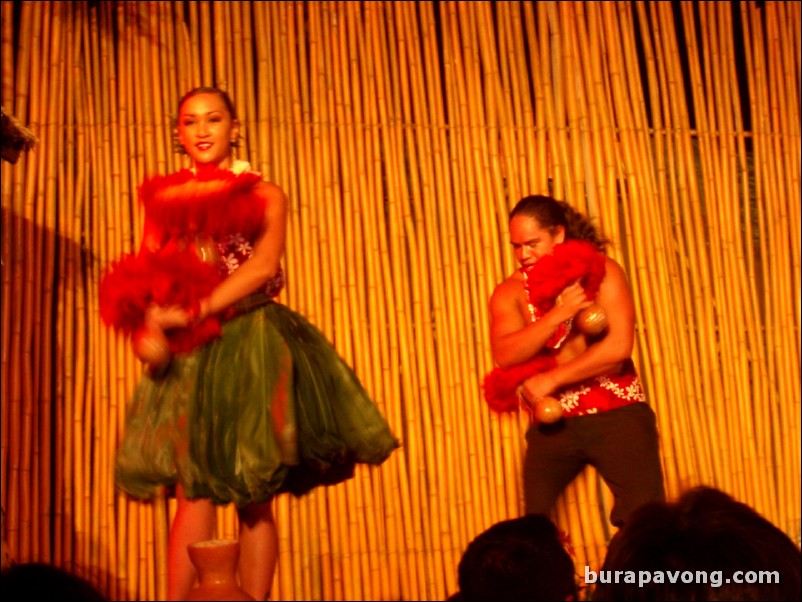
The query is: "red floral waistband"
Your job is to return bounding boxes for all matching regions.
[521,362,645,423]
[557,371,644,419]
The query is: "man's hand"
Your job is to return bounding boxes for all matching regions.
[555,280,592,317]
[520,371,560,402]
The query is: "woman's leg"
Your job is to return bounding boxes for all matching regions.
[237,500,279,601]
[167,485,215,601]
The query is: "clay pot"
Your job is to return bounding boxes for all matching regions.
[577,303,609,336]
[184,540,254,601]
[534,396,563,424]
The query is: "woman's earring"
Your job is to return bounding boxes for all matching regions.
[173,131,187,155]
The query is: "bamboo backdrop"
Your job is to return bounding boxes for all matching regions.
[1,1,800,600]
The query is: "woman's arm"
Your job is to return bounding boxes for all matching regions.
[200,181,287,317]
[139,214,165,254]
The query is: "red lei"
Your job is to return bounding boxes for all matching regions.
[482,240,606,413]
[140,166,265,240]
[99,167,265,354]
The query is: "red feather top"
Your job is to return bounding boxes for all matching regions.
[482,240,607,413]
[99,167,266,354]
[140,166,265,240]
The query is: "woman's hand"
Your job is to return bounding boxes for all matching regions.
[145,304,193,331]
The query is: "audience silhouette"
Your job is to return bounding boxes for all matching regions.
[449,513,578,601]
[591,485,801,601]
[0,562,107,600]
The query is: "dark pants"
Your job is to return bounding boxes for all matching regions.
[523,402,665,526]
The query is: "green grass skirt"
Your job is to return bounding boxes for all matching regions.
[115,300,399,507]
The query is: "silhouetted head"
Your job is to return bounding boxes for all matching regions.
[592,486,802,601]
[0,562,107,600]
[455,513,577,601]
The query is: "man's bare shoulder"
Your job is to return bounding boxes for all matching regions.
[601,256,631,288]
[490,271,525,308]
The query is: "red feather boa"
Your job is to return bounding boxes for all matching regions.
[482,240,606,413]
[99,248,223,353]
[140,166,265,240]
[99,167,265,354]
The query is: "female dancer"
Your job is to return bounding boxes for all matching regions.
[102,87,398,600]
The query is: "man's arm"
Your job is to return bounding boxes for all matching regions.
[520,257,636,399]
[489,277,582,368]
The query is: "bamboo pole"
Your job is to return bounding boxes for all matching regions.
[27,1,46,565]
[52,1,76,570]
[10,0,38,566]
[0,0,14,569]
[68,1,89,579]
[26,0,49,565]
[37,0,67,566]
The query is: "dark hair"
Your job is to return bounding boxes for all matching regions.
[455,514,577,601]
[592,486,802,601]
[0,562,107,600]
[510,195,609,251]
[172,86,240,154]
[177,86,238,120]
